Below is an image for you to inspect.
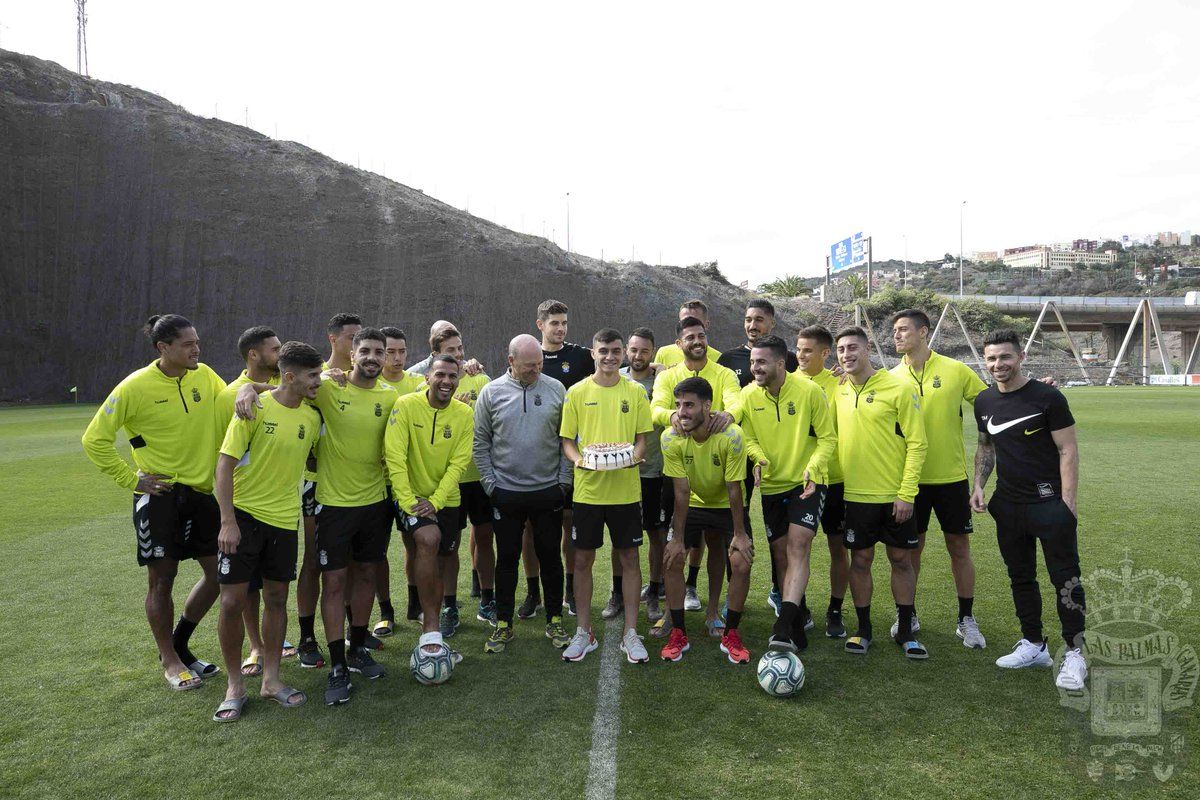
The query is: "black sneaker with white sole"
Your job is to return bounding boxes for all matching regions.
[297,637,326,668]
[347,647,386,679]
[325,665,352,705]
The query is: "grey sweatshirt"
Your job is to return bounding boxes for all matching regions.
[473,371,572,494]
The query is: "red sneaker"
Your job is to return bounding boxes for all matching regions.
[660,627,690,662]
[720,628,750,664]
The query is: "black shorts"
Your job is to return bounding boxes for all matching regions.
[821,482,846,537]
[302,481,320,518]
[761,484,827,544]
[640,476,672,532]
[315,500,393,571]
[397,505,462,556]
[571,502,643,550]
[842,501,919,550]
[132,484,219,566]
[670,507,734,550]
[218,508,298,584]
[459,481,494,529]
[914,480,974,535]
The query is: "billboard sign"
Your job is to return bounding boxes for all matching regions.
[830,232,867,273]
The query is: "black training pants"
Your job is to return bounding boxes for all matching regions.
[989,496,1086,648]
[492,485,565,624]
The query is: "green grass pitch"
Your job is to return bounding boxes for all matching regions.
[1,388,1197,799]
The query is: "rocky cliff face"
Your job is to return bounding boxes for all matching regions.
[0,50,795,401]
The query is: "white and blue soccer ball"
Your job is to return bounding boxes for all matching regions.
[410,642,454,685]
[757,650,805,697]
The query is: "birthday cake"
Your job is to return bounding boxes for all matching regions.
[582,442,636,471]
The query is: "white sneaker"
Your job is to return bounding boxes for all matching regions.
[601,592,624,620]
[956,616,987,649]
[684,586,702,612]
[561,628,598,662]
[995,638,1052,669]
[889,610,921,639]
[620,628,649,664]
[1056,648,1088,691]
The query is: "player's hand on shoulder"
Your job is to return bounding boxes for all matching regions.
[464,358,484,376]
[707,411,733,433]
[1039,375,1057,387]
[235,384,262,420]
[324,368,348,387]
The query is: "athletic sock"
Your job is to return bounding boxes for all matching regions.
[648,581,662,597]
[444,594,457,610]
[565,573,575,594]
[686,565,700,588]
[768,548,780,593]
[671,608,686,634]
[407,584,419,609]
[482,588,495,605]
[855,604,872,640]
[774,601,799,640]
[799,593,809,617]
[346,604,354,626]
[172,616,198,665]
[612,574,622,594]
[298,614,316,641]
[379,601,395,622]
[471,569,480,589]
[828,595,844,614]
[897,604,915,642]
[327,638,347,669]
[349,624,367,651]
[526,576,541,599]
[958,596,974,622]
[725,609,743,631]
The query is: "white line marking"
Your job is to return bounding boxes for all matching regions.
[584,619,622,800]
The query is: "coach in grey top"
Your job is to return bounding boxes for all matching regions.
[473,335,570,632]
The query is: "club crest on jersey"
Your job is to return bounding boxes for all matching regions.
[562,363,571,374]
[265,421,277,435]
[865,390,876,404]
[932,375,942,389]
[787,401,796,415]
[534,394,543,406]
[621,400,629,413]
[191,388,201,403]
[298,424,306,440]
[374,403,382,417]
[711,453,721,466]
[443,425,452,439]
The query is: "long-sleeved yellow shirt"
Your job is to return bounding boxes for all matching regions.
[384,391,474,513]
[832,369,927,504]
[738,372,836,493]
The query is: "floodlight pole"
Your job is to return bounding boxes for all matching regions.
[959,200,966,296]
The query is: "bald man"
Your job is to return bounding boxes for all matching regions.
[473,335,574,653]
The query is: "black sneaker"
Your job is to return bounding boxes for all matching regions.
[347,647,386,679]
[297,637,325,669]
[517,594,542,620]
[825,610,847,639]
[325,665,352,705]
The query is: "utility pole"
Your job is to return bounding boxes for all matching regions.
[959,200,967,296]
[565,192,571,253]
[903,234,908,288]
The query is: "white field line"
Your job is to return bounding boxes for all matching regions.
[584,619,623,800]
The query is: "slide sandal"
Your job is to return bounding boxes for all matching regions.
[845,636,871,655]
[282,641,298,659]
[188,660,220,678]
[241,655,264,677]
[213,695,248,723]
[166,669,203,691]
[373,619,394,638]
[266,686,307,707]
[901,640,929,660]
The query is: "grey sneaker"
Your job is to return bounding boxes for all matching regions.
[439,605,460,638]
[684,586,702,612]
[639,583,652,603]
[620,628,649,664]
[889,610,921,639]
[562,628,598,662]
[347,647,386,680]
[956,616,987,649]
[646,595,664,622]
[601,592,624,620]
[517,594,542,620]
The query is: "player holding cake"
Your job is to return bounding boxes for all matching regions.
[559,328,654,664]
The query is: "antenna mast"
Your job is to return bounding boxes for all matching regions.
[75,1,89,76]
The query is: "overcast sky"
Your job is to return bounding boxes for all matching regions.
[2,1,1198,285]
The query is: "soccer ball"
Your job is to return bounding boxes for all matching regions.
[757,650,805,697]
[410,642,454,685]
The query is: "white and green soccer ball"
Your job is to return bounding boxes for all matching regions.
[410,642,454,685]
[757,650,805,697]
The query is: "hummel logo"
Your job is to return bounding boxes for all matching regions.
[154,399,169,404]
[984,413,1041,435]
[584,402,598,406]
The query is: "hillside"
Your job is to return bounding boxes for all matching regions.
[0,50,792,402]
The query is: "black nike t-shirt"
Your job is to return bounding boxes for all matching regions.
[974,379,1075,503]
[542,342,594,389]
[717,344,800,388]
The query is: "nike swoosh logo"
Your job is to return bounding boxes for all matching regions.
[1024,428,1043,435]
[986,413,1041,435]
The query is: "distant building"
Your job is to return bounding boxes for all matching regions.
[1002,247,1117,270]
[1158,231,1181,246]
[970,250,999,262]
[1180,230,1194,246]
[1003,244,1041,256]
[1071,239,1098,252]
